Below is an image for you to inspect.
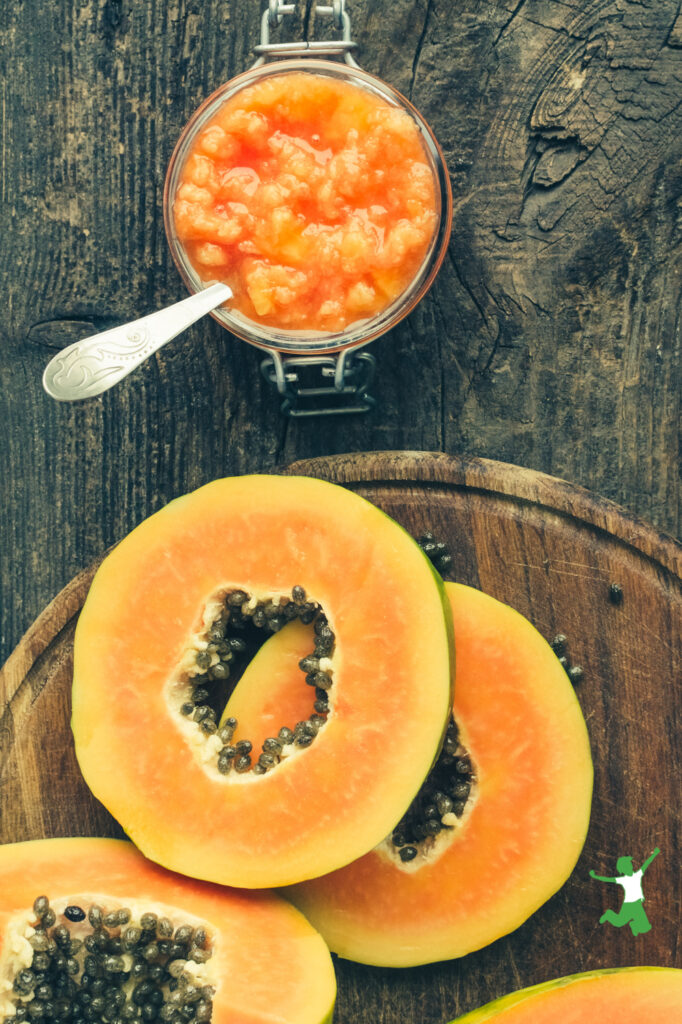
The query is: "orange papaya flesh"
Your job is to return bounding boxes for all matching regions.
[0,837,335,1024]
[449,967,682,1022]
[236,582,593,965]
[72,475,453,889]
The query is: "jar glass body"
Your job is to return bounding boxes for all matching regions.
[163,58,452,356]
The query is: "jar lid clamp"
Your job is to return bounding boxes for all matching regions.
[253,0,360,68]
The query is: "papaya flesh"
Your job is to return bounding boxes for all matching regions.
[234,582,592,965]
[0,837,336,1024]
[449,967,682,1022]
[71,475,453,889]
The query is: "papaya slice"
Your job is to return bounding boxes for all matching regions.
[0,837,336,1024]
[232,582,592,965]
[72,475,453,889]
[448,967,682,1022]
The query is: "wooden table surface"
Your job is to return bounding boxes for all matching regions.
[1,0,681,669]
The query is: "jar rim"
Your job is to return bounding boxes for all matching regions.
[163,58,453,355]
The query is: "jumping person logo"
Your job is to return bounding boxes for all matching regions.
[590,848,660,936]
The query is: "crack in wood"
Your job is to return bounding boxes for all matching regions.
[493,0,529,48]
[409,0,434,100]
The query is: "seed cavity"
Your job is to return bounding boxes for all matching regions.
[4,896,214,1024]
[386,716,477,866]
[175,527,449,780]
[175,586,335,779]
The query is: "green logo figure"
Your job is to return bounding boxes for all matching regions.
[590,847,660,936]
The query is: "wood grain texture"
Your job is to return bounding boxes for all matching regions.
[1,452,680,1024]
[0,0,680,670]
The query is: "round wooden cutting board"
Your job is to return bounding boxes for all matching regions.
[1,452,680,1024]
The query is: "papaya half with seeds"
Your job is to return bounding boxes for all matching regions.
[448,967,682,1021]
[231,582,592,965]
[0,837,336,1024]
[72,475,453,889]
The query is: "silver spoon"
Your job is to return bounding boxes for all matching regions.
[42,282,233,401]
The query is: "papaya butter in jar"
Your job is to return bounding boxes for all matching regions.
[163,0,451,414]
[165,60,451,359]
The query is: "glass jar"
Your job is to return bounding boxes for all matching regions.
[163,7,452,413]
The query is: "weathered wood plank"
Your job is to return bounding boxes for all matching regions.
[0,0,679,670]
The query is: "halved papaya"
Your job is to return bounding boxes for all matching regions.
[72,475,453,889]
[231,582,592,965]
[448,967,682,1021]
[0,837,336,1024]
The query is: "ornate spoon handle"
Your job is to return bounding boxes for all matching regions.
[42,283,233,401]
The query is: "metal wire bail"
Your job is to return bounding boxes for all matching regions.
[261,349,376,417]
[255,0,359,67]
[267,0,292,28]
[331,0,344,30]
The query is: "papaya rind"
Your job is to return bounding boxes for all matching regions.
[0,837,336,1024]
[449,967,682,1021]
[284,583,593,966]
[72,475,454,888]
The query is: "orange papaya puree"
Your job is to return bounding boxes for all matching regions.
[172,72,439,332]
